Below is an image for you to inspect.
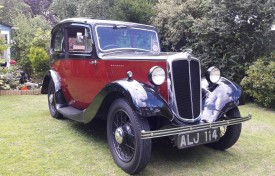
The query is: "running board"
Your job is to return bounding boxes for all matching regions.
[141,114,252,139]
[57,106,84,122]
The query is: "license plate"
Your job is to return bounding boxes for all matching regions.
[176,128,220,149]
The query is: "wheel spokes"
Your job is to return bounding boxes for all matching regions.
[112,110,135,162]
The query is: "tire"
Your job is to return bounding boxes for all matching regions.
[207,107,242,150]
[107,98,151,174]
[47,79,62,119]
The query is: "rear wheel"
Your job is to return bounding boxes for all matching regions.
[207,107,242,150]
[107,98,151,174]
[47,79,62,119]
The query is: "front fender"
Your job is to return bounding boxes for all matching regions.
[201,77,241,122]
[83,79,174,123]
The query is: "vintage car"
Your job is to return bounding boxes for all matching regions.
[41,18,251,174]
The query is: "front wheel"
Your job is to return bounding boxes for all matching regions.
[107,98,151,174]
[207,107,242,150]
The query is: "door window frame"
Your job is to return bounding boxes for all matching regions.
[64,23,94,55]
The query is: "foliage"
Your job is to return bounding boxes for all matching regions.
[23,0,52,15]
[50,0,114,20]
[241,56,275,107]
[28,47,49,76]
[153,0,275,83]
[23,0,57,24]
[110,0,155,24]
[31,28,51,51]
[0,34,9,55]
[153,0,209,51]
[0,66,20,90]
[11,13,51,75]
[0,0,31,25]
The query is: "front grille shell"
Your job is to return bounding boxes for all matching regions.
[167,53,202,123]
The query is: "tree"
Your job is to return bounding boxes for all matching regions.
[23,0,52,15]
[153,0,210,51]
[153,0,275,83]
[0,0,31,24]
[23,0,57,24]
[111,0,155,24]
[12,13,51,75]
[50,0,114,21]
[191,0,275,83]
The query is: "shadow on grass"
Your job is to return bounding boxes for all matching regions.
[65,118,234,175]
[68,118,108,142]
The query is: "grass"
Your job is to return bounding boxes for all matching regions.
[0,95,274,176]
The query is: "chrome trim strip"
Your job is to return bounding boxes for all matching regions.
[140,114,252,139]
[188,59,194,119]
[166,53,202,123]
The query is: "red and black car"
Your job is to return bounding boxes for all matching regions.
[41,18,251,174]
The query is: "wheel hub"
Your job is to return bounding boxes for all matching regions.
[115,127,124,144]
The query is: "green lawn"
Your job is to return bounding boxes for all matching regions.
[0,95,274,176]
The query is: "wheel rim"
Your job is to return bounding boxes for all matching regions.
[220,126,227,137]
[112,110,135,162]
[220,113,230,137]
[48,84,57,113]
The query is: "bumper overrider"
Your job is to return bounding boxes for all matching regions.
[141,113,252,139]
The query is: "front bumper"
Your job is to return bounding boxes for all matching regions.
[141,113,252,139]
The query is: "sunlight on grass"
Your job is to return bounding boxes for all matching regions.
[0,95,274,176]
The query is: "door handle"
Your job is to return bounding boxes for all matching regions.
[89,60,98,65]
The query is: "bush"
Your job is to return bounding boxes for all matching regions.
[0,66,20,90]
[28,47,49,77]
[241,57,275,107]
[0,36,9,55]
[111,0,155,24]
[12,13,51,76]
[153,0,275,84]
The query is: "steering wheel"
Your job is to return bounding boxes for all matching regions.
[102,44,119,50]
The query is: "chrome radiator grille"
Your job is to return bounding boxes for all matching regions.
[171,59,201,120]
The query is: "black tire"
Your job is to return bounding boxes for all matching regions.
[107,98,151,174]
[47,79,62,119]
[207,107,242,150]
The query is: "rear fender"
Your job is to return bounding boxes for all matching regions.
[41,70,61,94]
[201,77,241,122]
[41,70,66,107]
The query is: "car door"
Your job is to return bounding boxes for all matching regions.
[53,23,107,109]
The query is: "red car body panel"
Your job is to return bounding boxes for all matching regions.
[52,58,168,109]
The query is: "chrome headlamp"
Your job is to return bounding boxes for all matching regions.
[206,66,221,84]
[149,66,166,86]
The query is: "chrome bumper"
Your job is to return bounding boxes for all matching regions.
[141,114,252,139]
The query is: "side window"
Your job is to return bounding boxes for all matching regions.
[52,30,63,52]
[66,26,92,53]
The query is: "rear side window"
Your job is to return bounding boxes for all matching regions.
[66,26,92,53]
[52,30,63,52]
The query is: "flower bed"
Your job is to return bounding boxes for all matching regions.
[0,89,41,96]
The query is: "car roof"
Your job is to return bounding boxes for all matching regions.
[58,18,156,30]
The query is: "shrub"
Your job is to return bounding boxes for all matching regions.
[28,47,49,77]
[111,0,155,24]
[153,0,275,84]
[12,13,51,76]
[0,66,20,90]
[241,57,275,107]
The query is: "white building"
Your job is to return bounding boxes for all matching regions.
[0,22,12,67]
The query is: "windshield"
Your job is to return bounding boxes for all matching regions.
[95,25,160,52]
